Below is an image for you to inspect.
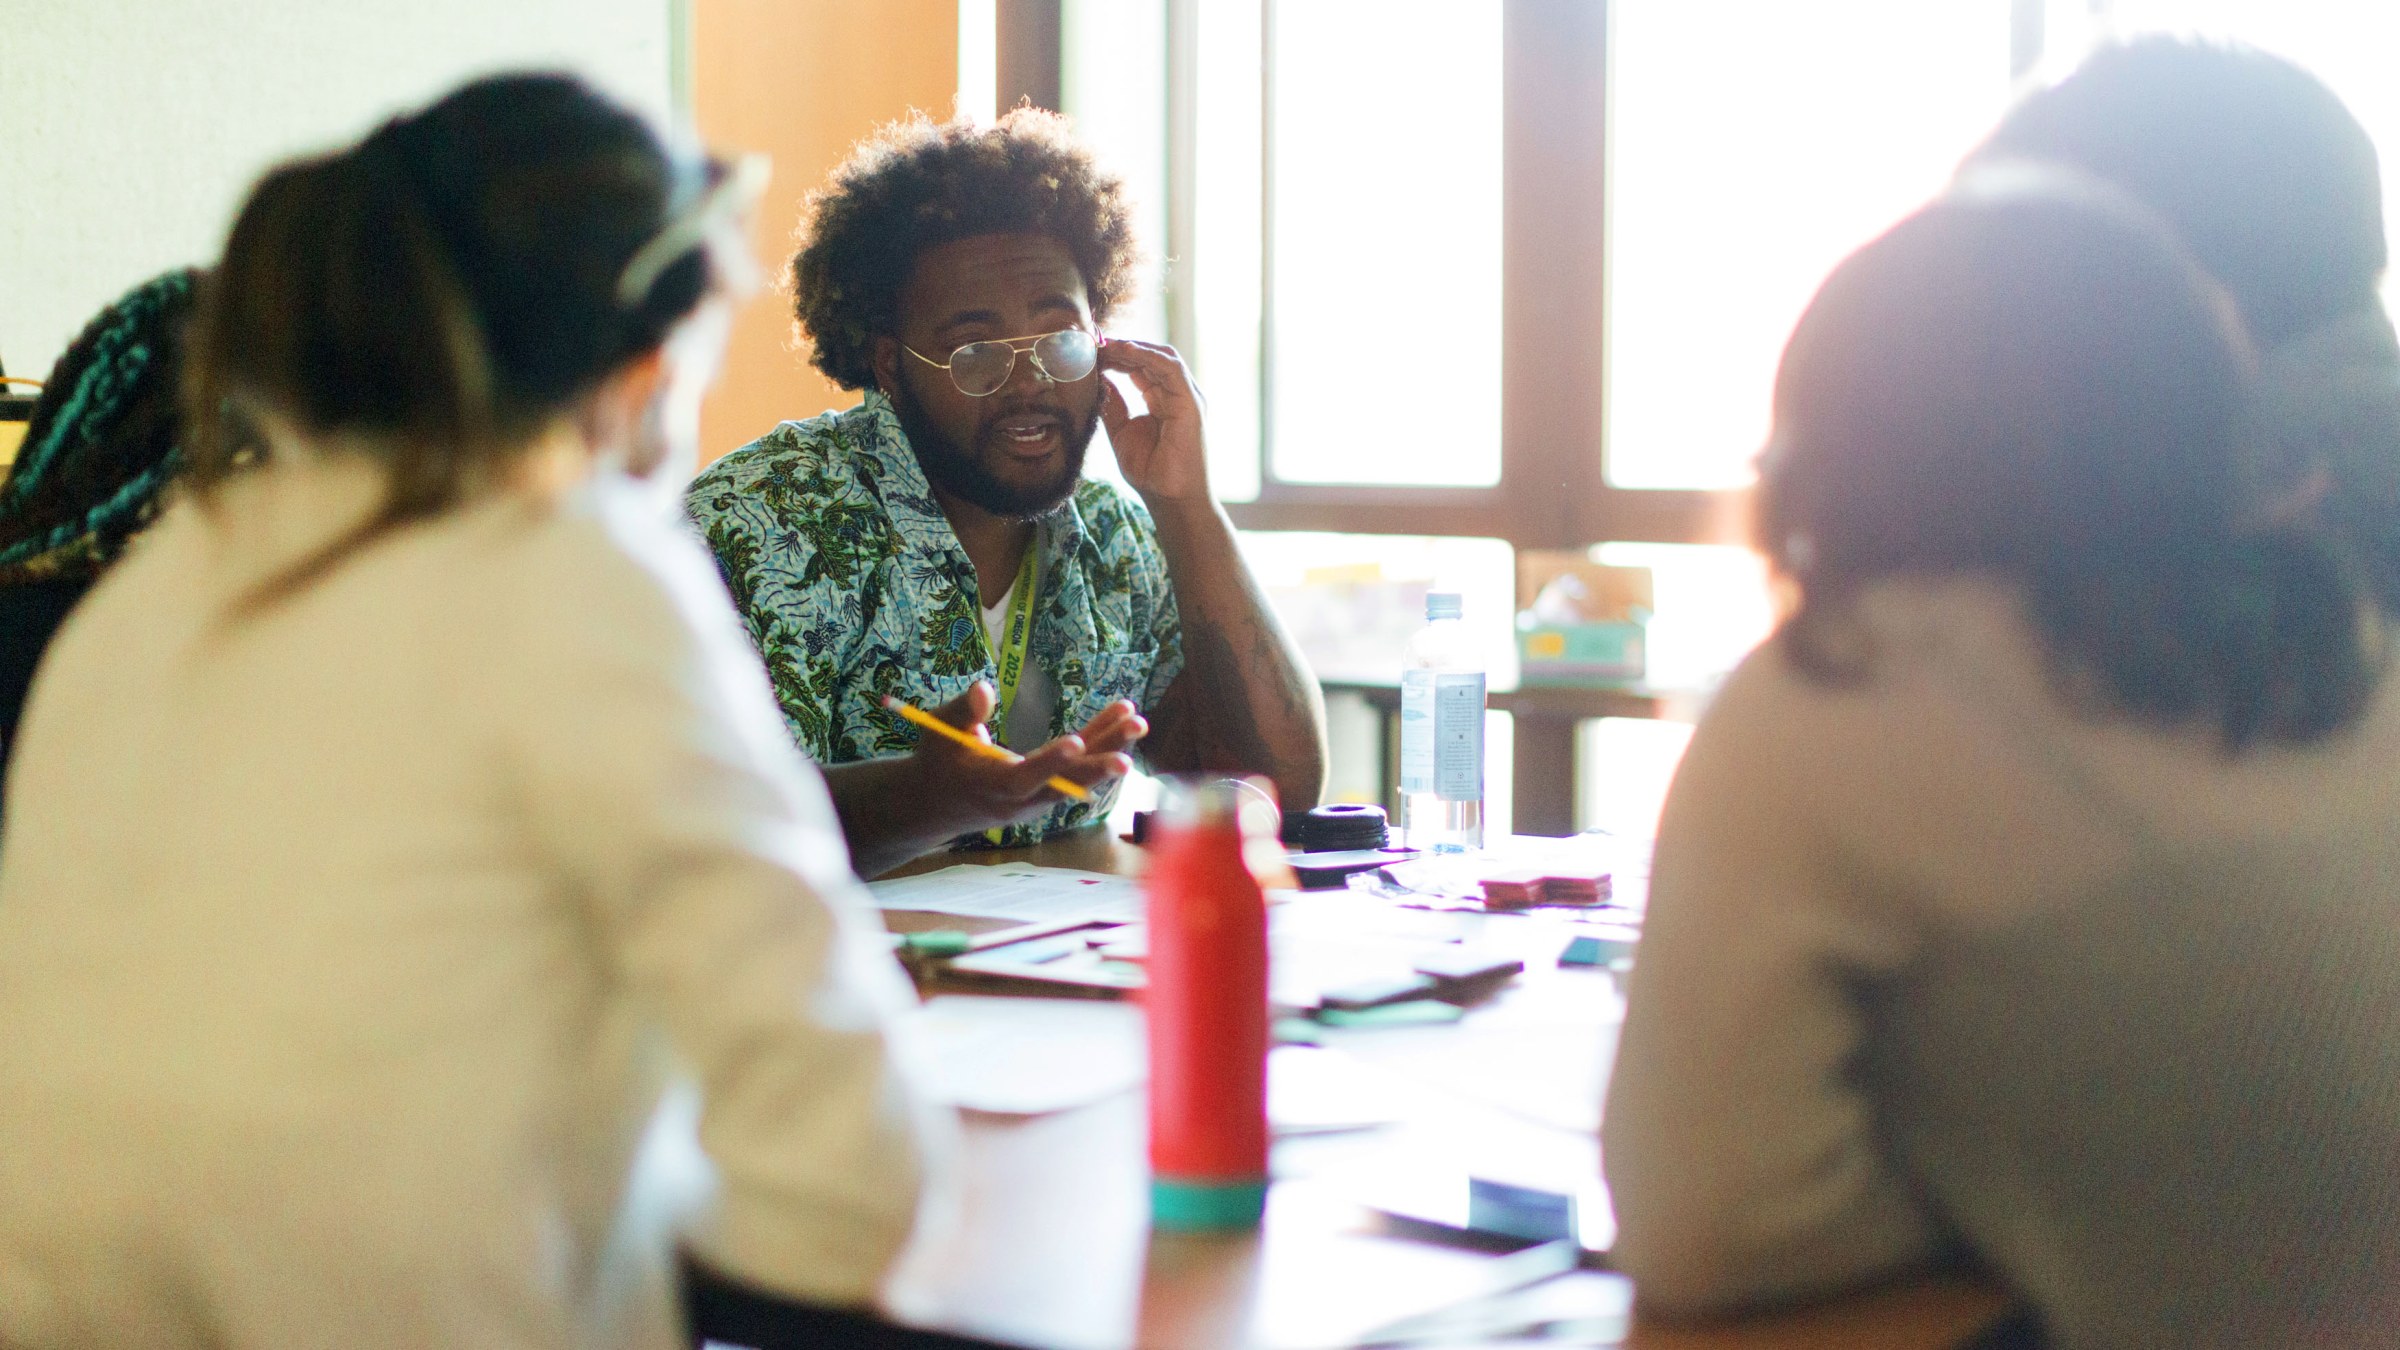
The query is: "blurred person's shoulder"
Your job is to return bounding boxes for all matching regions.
[1681,577,2063,827]
[1706,579,2043,738]
[16,492,213,713]
[50,457,385,655]
[500,473,804,766]
[499,474,744,650]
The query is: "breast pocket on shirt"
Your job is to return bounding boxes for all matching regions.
[1060,648,1161,729]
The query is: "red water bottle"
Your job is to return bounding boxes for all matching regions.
[1145,777,1272,1229]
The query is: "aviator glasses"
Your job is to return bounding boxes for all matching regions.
[905,329,1100,398]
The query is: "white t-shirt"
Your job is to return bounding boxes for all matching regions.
[980,552,1059,753]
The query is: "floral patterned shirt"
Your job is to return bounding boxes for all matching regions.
[687,392,1184,847]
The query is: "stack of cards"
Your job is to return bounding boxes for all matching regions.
[1541,871,1613,907]
[1478,867,1614,910]
[1477,868,1550,909]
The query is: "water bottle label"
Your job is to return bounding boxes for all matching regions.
[1433,673,1486,800]
[1400,670,1485,799]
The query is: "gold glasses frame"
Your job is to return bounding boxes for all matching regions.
[903,328,1101,397]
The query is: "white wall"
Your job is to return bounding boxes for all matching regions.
[0,0,677,380]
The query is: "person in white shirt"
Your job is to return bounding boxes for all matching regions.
[0,73,948,1350]
[1604,175,2400,1348]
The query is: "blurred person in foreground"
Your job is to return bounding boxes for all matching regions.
[1969,36,2400,614]
[687,110,1325,877]
[0,74,946,1350]
[0,269,198,816]
[1604,175,2400,1349]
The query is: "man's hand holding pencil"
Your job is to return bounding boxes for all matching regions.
[881,681,1147,837]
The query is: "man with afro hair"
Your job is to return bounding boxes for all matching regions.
[689,110,1325,875]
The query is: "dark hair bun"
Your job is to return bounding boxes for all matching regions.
[363,73,711,420]
[184,71,717,607]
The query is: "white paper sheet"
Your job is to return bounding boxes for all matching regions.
[868,863,1147,924]
[1319,971,1618,1136]
[899,994,1426,1139]
[1268,1045,1407,1135]
[899,995,1145,1115]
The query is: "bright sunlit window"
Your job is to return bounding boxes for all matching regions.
[954,0,996,124]
[1040,0,2400,828]
[1603,0,2016,490]
[1060,0,1169,344]
[1265,0,1502,487]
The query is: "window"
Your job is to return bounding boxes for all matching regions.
[1265,1,1504,487]
[1046,0,2400,531]
[1105,1,2027,543]
[1604,1,2015,489]
[1060,0,1171,345]
[1039,1,2051,832]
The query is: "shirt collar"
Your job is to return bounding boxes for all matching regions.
[851,391,957,560]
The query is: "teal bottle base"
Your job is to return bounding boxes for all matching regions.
[1150,1177,1268,1230]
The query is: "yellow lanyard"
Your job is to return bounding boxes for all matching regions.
[988,542,1041,742]
[982,544,1042,845]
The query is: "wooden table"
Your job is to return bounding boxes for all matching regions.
[1322,679,1670,838]
[866,834,2010,1350]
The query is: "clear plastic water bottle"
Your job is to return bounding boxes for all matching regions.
[1399,591,1486,852]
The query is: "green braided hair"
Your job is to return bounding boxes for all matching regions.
[0,269,201,585]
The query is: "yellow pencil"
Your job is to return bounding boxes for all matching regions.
[881,697,1093,801]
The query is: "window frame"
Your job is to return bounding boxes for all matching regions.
[1178,0,2047,546]
[1202,0,1750,549]
[1013,0,2054,830]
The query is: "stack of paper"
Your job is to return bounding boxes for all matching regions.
[867,863,1145,924]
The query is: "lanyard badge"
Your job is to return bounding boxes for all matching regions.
[983,544,1044,845]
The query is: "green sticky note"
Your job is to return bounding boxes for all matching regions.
[1273,1016,1324,1046]
[1560,932,1636,967]
[1314,1000,1465,1029]
[899,930,973,957]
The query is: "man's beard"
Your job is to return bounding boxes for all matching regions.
[889,379,1099,521]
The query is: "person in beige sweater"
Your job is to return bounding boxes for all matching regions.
[0,75,946,1349]
[1605,175,2400,1348]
